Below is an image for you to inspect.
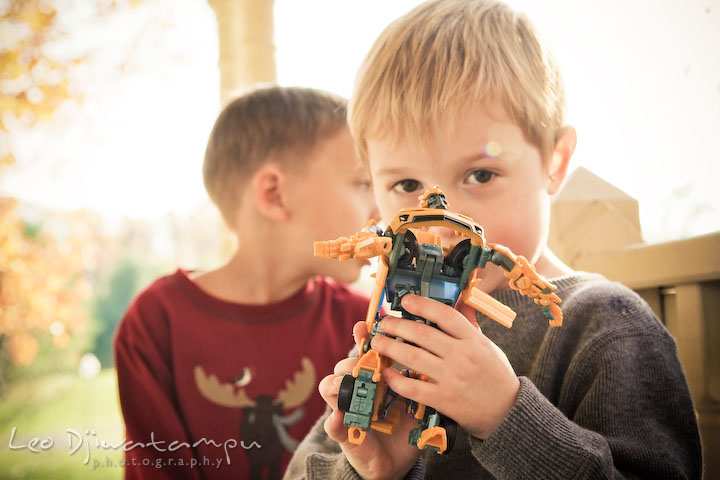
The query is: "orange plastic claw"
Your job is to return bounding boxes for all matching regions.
[491,244,563,326]
[313,231,391,261]
[504,255,554,296]
[544,303,564,327]
[313,237,351,260]
[353,235,393,258]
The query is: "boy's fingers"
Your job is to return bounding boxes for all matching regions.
[378,316,451,358]
[382,367,436,407]
[318,374,341,409]
[353,321,369,347]
[334,357,358,375]
[323,409,349,443]
[372,334,442,378]
[401,294,475,339]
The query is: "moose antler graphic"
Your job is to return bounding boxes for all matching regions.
[194,366,257,407]
[275,358,315,409]
[194,358,315,409]
[193,358,316,480]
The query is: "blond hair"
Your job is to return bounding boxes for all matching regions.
[349,0,565,165]
[203,86,347,227]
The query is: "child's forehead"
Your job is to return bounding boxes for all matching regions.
[365,107,528,171]
[370,99,515,141]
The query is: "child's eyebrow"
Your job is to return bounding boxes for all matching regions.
[461,152,493,162]
[373,151,501,177]
[373,166,409,176]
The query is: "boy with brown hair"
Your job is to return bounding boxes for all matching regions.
[114,86,378,480]
[285,1,702,479]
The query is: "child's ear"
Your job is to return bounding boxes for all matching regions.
[547,126,577,195]
[251,165,290,222]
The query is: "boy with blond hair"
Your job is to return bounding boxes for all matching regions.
[285,1,702,479]
[115,86,378,480]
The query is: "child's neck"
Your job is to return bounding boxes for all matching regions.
[191,241,311,305]
[534,247,573,279]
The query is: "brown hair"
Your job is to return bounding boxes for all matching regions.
[203,85,348,227]
[349,0,565,166]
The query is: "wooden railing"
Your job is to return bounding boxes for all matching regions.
[573,231,720,479]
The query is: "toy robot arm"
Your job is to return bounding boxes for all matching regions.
[313,220,392,261]
[486,244,563,326]
[461,280,517,328]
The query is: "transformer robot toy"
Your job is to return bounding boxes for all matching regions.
[314,186,563,454]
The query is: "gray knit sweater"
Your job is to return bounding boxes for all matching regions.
[283,273,703,479]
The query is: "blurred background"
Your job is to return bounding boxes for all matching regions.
[0,0,718,478]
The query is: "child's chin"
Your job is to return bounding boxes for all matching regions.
[326,265,363,284]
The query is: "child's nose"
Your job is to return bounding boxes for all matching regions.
[368,201,381,222]
[428,226,462,249]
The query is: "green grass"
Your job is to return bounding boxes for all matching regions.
[0,369,124,480]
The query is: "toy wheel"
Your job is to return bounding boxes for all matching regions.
[445,239,471,275]
[337,374,355,412]
[398,230,418,267]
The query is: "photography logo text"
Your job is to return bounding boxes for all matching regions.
[7,427,260,468]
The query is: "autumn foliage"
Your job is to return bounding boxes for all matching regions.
[0,199,94,367]
[0,0,93,379]
[0,0,76,167]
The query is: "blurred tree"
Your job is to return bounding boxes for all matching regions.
[91,258,141,368]
[0,0,84,389]
[0,0,144,390]
[0,199,95,389]
[0,0,71,167]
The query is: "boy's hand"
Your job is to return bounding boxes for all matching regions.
[318,321,421,480]
[371,294,520,440]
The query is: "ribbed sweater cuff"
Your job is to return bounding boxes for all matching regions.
[306,453,425,480]
[469,377,612,479]
[306,452,362,480]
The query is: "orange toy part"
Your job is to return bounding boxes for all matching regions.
[349,337,398,443]
[352,338,391,383]
[490,243,564,326]
[461,278,517,328]
[313,220,392,261]
[418,185,447,208]
[365,256,390,331]
[388,209,486,248]
[313,187,564,455]
[417,426,448,454]
[347,427,367,445]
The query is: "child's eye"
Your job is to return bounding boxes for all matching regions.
[466,169,495,185]
[391,179,422,194]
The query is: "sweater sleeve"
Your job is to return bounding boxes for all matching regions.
[282,408,359,480]
[283,409,426,480]
[114,291,202,480]
[470,329,703,479]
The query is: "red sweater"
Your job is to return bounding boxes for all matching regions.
[114,270,369,480]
